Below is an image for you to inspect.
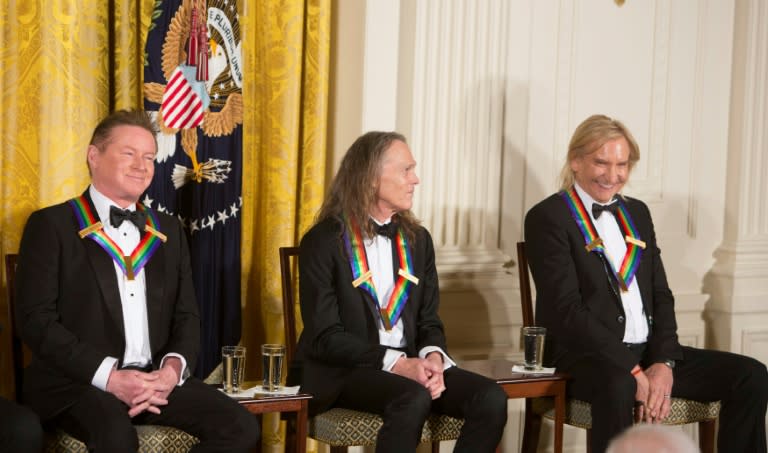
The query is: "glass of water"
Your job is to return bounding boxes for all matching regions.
[522,326,546,370]
[222,345,246,393]
[261,344,286,391]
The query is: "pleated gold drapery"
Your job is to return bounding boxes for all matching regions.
[240,1,330,451]
[0,3,331,452]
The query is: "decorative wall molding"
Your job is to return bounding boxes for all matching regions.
[407,0,513,270]
[742,329,768,357]
[706,0,768,371]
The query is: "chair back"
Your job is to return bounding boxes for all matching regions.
[516,242,535,327]
[279,246,300,366]
[5,253,23,401]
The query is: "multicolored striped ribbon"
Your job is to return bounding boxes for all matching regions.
[343,216,419,330]
[560,187,645,291]
[613,200,644,290]
[69,195,166,280]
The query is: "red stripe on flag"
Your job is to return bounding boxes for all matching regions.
[161,67,206,129]
[166,90,197,127]
[164,88,195,126]
[164,84,192,118]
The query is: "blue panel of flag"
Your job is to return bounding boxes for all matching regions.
[143,0,243,378]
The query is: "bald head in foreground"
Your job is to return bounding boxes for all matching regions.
[606,424,699,453]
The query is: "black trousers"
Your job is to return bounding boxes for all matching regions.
[0,397,44,453]
[563,345,768,453]
[52,378,260,453]
[333,365,508,453]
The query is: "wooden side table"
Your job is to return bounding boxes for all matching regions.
[235,393,313,453]
[462,359,567,453]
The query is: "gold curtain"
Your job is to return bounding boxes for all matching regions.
[0,4,331,452]
[240,1,330,451]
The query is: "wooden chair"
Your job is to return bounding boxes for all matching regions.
[5,253,207,453]
[515,242,721,453]
[279,246,464,453]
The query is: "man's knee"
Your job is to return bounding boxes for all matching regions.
[89,419,138,453]
[232,407,261,449]
[469,383,508,426]
[464,382,507,429]
[602,371,637,402]
[2,403,43,452]
[741,357,768,400]
[388,384,432,422]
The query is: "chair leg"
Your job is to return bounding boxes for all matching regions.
[586,428,592,453]
[431,440,440,453]
[698,419,716,453]
[521,400,542,453]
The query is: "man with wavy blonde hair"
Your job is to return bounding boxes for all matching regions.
[524,114,767,452]
[558,114,640,191]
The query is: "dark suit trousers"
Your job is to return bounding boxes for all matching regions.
[332,366,508,453]
[53,378,260,453]
[564,345,768,453]
[0,397,43,453]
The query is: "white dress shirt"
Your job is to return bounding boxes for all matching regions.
[89,185,187,390]
[574,184,649,344]
[365,217,456,371]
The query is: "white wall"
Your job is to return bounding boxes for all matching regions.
[328,1,768,451]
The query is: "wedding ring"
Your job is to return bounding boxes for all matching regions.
[663,394,671,399]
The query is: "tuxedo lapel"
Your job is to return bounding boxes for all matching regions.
[77,192,127,340]
[145,232,166,358]
[625,201,653,314]
[344,242,383,325]
[350,237,409,331]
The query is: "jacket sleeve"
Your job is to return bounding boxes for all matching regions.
[16,209,107,384]
[414,229,448,352]
[154,216,200,372]
[637,201,682,363]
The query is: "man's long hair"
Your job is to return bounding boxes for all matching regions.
[316,131,420,240]
[559,114,640,190]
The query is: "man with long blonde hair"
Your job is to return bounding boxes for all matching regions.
[524,114,767,452]
[288,131,508,452]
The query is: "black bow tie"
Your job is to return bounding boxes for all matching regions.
[373,221,398,239]
[109,206,147,233]
[592,202,619,219]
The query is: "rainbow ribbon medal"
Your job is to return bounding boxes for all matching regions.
[69,195,167,280]
[343,216,419,331]
[561,187,645,291]
[612,200,645,290]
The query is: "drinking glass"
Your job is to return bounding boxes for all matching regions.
[261,344,286,391]
[522,326,546,370]
[222,345,246,393]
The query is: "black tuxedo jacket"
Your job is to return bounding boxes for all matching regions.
[524,192,683,372]
[288,216,448,414]
[15,190,199,420]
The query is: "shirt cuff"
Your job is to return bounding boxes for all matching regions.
[91,357,119,391]
[161,353,189,385]
[419,346,456,371]
[383,349,407,372]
